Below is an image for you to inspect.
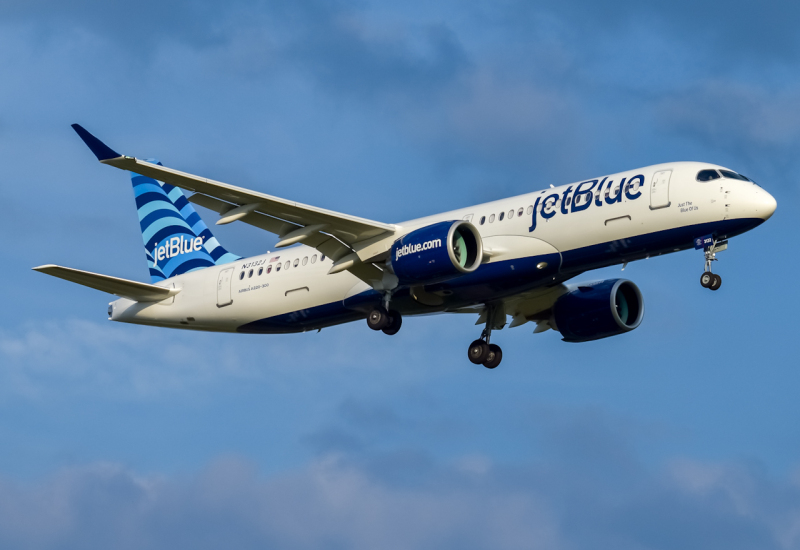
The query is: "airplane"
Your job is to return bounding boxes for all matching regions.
[33,124,777,369]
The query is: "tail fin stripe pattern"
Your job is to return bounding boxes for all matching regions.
[140,214,189,240]
[166,187,185,204]
[135,191,169,209]
[142,217,193,247]
[138,201,182,222]
[129,160,240,283]
[134,188,165,202]
[132,180,163,195]
[167,187,188,204]
[184,211,202,228]
[201,234,223,252]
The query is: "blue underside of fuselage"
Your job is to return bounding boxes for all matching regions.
[236,217,763,334]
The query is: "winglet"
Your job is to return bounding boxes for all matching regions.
[71,124,121,161]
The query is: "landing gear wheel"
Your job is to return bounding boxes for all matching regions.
[709,273,722,291]
[382,310,402,335]
[482,344,503,369]
[468,339,490,364]
[700,271,714,288]
[367,307,390,331]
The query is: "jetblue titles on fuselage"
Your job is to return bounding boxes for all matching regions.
[529,174,644,232]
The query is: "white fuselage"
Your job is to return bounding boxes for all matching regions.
[109,161,776,333]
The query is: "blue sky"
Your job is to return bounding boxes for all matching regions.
[2,1,800,548]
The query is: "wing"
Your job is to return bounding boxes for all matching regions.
[448,283,570,333]
[33,265,180,302]
[71,124,397,282]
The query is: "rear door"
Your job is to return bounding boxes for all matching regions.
[650,170,672,210]
[216,267,234,307]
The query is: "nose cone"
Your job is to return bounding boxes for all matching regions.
[752,187,777,220]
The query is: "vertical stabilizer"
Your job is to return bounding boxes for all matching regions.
[132,161,240,283]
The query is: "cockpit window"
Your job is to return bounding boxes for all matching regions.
[719,169,749,181]
[697,169,720,181]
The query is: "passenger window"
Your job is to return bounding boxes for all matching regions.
[517,208,523,217]
[697,169,721,181]
[293,259,299,267]
[311,254,317,264]
[719,169,748,181]
[239,271,245,280]
[321,254,326,261]
[276,264,281,272]
[258,267,263,276]
[526,205,533,215]
[302,257,308,266]
[284,261,290,270]
[566,197,572,206]
[248,269,253,278]
[489,214,495,223]
[267,265,272,274]
[480,216,486,225]
[508,209,514,219]
[499,212,505,221]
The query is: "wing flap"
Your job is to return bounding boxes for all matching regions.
[33,265,179,302]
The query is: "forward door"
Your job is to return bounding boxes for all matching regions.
[650,170,672,210]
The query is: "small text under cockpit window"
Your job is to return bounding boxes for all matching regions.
[697,169,720,182]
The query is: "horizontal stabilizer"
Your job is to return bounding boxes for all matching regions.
[32,265,180,302]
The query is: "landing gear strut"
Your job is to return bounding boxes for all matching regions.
[700,238,725,291]
[467,307,503,369]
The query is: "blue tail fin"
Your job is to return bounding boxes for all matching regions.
[132,161,240,283]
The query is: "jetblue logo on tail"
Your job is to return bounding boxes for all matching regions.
[153,236,206,268]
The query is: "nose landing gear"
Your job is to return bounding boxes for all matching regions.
[700,271,721,291]
[699,238,727,291]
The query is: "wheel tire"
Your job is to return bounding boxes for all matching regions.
[468,339,490,364]
[709,273,722,291]
[367,307,390,331]
[700,272,713,288]
[483,344,503,369]
[382,310,402,335]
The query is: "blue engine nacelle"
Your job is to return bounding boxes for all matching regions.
[552,279,644,342]
[390,221,483,286]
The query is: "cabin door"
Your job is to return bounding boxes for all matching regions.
[650,170,672,210]
[216,267,234,307]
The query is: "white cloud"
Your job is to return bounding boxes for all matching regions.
[1,452,800,550]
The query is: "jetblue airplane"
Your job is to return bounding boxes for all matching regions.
[34,124,777,368]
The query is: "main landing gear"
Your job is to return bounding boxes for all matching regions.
[699,238,726,291]
[367,293,402,335]
[367,306,402,335]
[468,334,502,369]
[467,305,503,369]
